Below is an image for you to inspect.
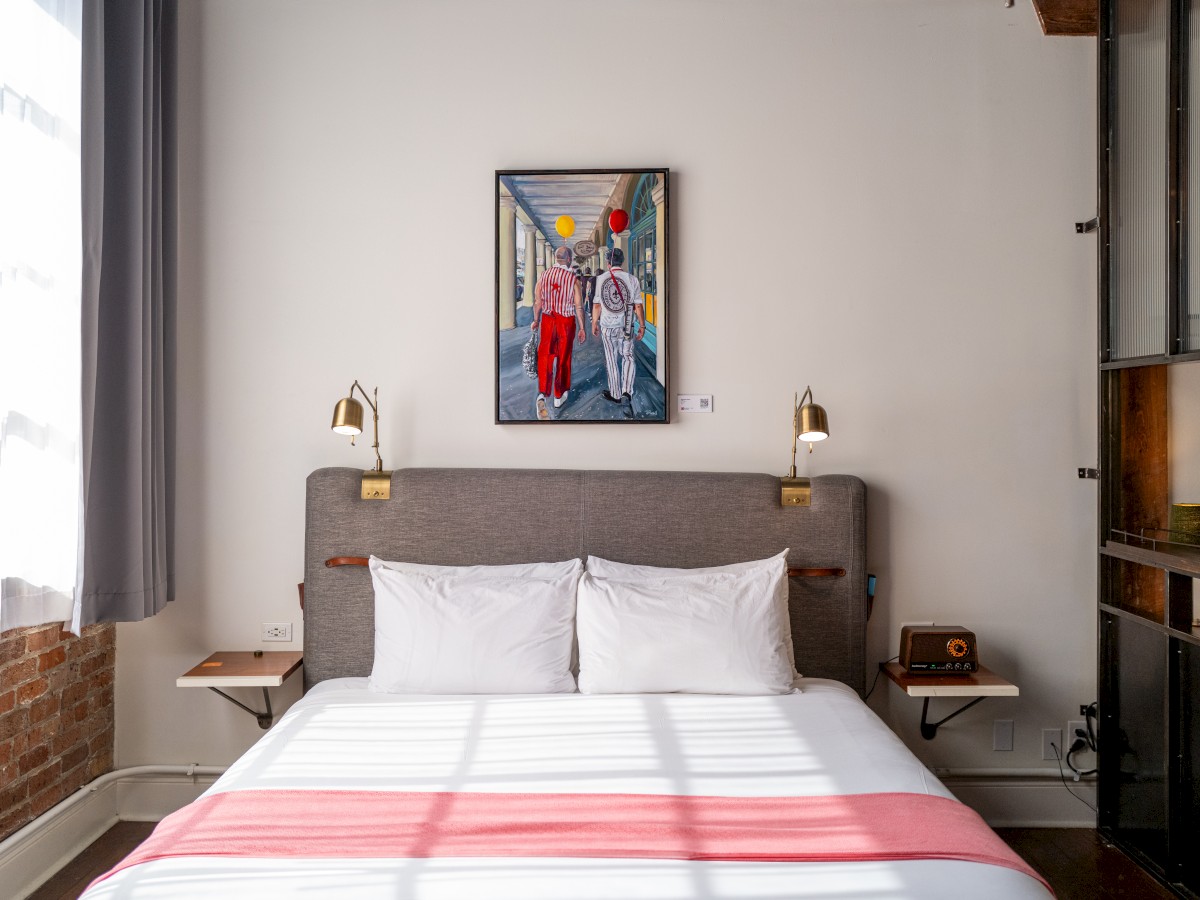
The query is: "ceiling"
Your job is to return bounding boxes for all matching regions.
[500,173,622,251]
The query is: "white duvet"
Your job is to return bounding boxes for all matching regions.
[82,678,1050,899]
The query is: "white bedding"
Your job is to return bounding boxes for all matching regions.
[83,678,1049,899]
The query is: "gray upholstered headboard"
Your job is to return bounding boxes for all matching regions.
[303,468,868,694]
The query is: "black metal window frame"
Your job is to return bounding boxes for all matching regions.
[1100,0,1200,369]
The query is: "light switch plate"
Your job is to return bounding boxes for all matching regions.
[678,394,713,413]
[993,720,1014,751]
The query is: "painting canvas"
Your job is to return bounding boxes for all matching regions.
[496,169,669,423]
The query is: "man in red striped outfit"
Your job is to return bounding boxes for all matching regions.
[530,245,585,420]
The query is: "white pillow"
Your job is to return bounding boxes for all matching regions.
[576,553,796,695]
[585,550,799,685]
[586,550,789,581]
[372,556,580,580]
[367,557,581,694]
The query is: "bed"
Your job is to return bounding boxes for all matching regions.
[82,468,1050,899]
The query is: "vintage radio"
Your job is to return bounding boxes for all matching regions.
[899,625,979,674]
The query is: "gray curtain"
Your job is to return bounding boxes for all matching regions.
[77,0,177,625]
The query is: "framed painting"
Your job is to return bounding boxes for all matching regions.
[495,168,670,423]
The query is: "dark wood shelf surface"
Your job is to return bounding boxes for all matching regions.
[177,651,303,687]
[880,661,1018,697]
[1101,538,1200,579]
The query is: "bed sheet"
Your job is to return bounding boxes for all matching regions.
[82,678,1050,899]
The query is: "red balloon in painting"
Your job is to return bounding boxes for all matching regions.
[609,209,629,233]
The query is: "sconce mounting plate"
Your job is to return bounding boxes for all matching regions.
[361,470,392,500]
[780,476,812,507]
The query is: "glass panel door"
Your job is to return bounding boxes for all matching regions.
[1106,615,1169,868]
[1188,0,1200,351]
[1111,0,1170,359]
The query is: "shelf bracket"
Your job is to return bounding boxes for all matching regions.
[1075,217,1100,234]
[919,695,988,740]
[207,686,275,729]
[1078,467,1099,479]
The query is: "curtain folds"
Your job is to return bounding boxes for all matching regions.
[76,0,177,628]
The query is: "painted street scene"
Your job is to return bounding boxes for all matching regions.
[497,171,668,423]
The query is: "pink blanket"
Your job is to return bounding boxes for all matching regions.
[92,789,1049,893]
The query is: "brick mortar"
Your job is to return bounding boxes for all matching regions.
[0,622,114,840]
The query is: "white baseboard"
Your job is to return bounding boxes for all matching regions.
[115,774,217,822]
[1,780,118,900]
[1,767,223,900]
[940,773,1098,827]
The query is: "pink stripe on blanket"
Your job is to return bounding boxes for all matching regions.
[91,789,1050,893]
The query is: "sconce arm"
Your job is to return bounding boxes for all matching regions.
[348,380,383,472]
[790,386,815,476]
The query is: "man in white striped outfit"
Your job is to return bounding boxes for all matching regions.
[590,247,644,405]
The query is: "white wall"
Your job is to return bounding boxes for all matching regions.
[117,0,1098,785]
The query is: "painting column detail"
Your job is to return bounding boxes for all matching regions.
[521,222,537,310]
[498,196,517,330]
[613,229,630,265]
[591,229,603,269]
[651,176,667,386]
[535,233,547,283]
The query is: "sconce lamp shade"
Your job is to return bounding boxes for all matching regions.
[331,396,364,435]
[798,402,829,443]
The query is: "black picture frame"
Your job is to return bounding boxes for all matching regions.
[495,168,670,424]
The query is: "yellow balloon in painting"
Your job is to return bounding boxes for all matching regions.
[555,215,576,238]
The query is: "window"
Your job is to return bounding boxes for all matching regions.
[0,0,83,630]
[629,175,658,346]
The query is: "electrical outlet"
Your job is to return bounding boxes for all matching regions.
[1042,728,1063,761]
[993,720,1014,751]
[1067,719,1088,749]
[261,622,292,642]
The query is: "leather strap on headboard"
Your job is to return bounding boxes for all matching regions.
[303,468,867,694]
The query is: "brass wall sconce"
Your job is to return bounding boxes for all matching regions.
[780,386,830,507]
[330,381,391,500]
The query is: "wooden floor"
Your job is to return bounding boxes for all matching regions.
[26,824,1180,899]
[996,828,1178,899]
[28,822,154,900]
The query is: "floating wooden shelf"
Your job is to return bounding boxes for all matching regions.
[1032,0,1097,36]
[881,662,1019,698]
[1101,539,1200,580]
[880,662,1017,740]
[177,651,303,688]
[177,651,304,730]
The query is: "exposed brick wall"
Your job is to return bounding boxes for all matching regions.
[0,622,114,841]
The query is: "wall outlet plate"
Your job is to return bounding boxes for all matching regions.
[262,622,292,642]
[1067,719,1088,749]
[993,719,1014,751]
[1042,728,1063,761]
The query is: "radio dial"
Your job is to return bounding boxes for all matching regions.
[946,638,970,658]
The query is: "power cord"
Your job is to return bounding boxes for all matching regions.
[1051,740,1097,813]
[865,656,899,700]
[1066,702,1098,780]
